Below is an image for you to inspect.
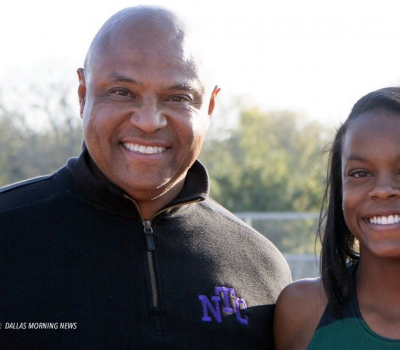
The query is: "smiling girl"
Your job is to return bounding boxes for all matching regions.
[274,87,400,350]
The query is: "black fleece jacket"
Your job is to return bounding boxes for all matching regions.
[0,150,291,349]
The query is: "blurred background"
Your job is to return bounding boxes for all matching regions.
[2,0,400,279]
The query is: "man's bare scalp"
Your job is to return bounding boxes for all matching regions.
[83,6,204,91]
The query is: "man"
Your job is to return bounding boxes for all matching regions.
[0,6,291,349]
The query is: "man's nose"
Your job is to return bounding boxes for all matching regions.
[369,175,400,200]
[129,99,167,133]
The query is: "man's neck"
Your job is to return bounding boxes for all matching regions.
[134,179,185,219]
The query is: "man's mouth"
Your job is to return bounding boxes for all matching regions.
[122,142,166,155]
[368,215,400,225]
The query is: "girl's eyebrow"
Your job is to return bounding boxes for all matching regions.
[345,153,400,163]
[344,154,368,162]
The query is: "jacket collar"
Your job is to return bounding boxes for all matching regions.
[56,146,209,217]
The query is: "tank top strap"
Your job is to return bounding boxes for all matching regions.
[315,262,359,330]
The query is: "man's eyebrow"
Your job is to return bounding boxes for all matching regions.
[168,83,204,94]
[107,73,138,84]
[106,74,205,94]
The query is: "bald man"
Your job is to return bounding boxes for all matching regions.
[0,6,291,349]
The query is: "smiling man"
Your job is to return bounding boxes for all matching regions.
[0,6,290,349]
[78,9,215,219]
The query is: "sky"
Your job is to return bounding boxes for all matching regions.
[1,0,400,129]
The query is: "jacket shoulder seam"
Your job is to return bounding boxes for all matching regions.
[0,175,52,194]
[202,198,258,232]
[0,175,68,215]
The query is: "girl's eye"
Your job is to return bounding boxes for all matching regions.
[350,170,369,178]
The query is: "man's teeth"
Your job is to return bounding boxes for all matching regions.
[123,143,166,154]
[369,215,400,225]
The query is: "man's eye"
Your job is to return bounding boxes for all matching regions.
[111,89,131,97]
[169,95,191,102]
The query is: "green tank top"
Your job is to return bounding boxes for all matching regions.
[307,279,400,349]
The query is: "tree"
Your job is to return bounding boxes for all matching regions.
[0,82,82,187]
[200,107,332,212]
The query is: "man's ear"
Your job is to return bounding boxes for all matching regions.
[77,68,86,119]
[208,85,221,117]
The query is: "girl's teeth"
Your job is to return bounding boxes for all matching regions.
[369,215,400,225]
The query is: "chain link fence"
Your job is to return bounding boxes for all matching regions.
[235,212,321,280]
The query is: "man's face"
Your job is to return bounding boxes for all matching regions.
[78,27,215,205]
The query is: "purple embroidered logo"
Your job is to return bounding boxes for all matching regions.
[198,286,249,325]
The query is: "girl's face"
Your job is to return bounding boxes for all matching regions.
[341,109,400,259]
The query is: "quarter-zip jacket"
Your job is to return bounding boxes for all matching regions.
[0,150,291,349]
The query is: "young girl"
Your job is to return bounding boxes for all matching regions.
[274,87,400,350]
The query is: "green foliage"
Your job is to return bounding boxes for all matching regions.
[0,85,82,187]
[200,108,333,212]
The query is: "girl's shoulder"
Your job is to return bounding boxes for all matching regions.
[274,277,327,350]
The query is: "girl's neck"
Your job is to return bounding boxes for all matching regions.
[356,256,400,339]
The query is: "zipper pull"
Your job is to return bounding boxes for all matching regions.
[143,220,155,251]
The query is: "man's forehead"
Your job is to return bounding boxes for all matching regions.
[91,45,201,78]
